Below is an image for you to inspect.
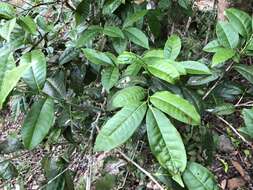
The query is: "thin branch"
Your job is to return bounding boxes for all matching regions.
[117,150,165,190]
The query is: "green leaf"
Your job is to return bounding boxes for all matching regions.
[0,18,16,42]
[183,162,219,190]
[147,58,180,84]
[101,66,119,92]
[216,21,239,49]
[180,61,211,75]
[0,2,15,19]
[102,0,122,15]
[20,50,47,91]
[17,16,37,34]
[212,48,235,67]
[94,102,147,151]
[150,91,200,125]
[104,26,124,38]
[207,103,235,116]
[21,98,55,150]
[123,10,148,28]
[225,8,252,39]
[124,27,149,49]
[82,48,113,65]
[108,86,146,109]
[178,0,190,9]
[75,0,91,25]
[240,108,253,138]
[117,51,141,65]
[203,40,223,53]
[233,64,253,84]
[0,59,31,109]
[164,34,181,60]
[0,161,18,180]
[77,26,103,47]
[187,71,221,86]
[143,49,164,59]
[59,47,80,65]
[146,106,187,187]
[112,38,127,54]
[123,61,142,76]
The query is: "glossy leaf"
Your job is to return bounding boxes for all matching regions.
[123,10,148,28]
[75,0,90,25]
[150,91,200,125]
[21,98,55,150]
[101,66,119,92]
[103,26,124,38]
[94,102,147,151]
[77,26,103,47]
[82,48,113,65]
[123,61,142,76]
[216,21,239,48]
[147,58,180,84]
[183,162,219,190]
[0,2,15,19]
[20,50,47,91]
[112,38,127,54]
[180,61,211,75]
[225,8,252,39]
[108,86,146,109]
[117,51,141,65]
[146,107,186,186]
[164,34,181,60]
[124,27,149,49]
[0,18,16,42]
[212,48,235,67]
[102,0,122,15]
[233,64,253,84]
[203,40,222,53]
[17,16,37,34]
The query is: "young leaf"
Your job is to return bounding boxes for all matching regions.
[123,27,149,49]
[123,10,148,28]
[102,0,122,15]
[101,66,119,92]
[211,48,235,67]
[17,16,37,34]
[75,0,90,25]
[180,61,211,75]
[94,102,147,151]
[183,162,219,190]
[0,18,16,42]
[147,58,180,84]
[20,50,47,91]
[203,40,223,53]
[0,2,15,19]
[77,26,103,47]
[0,58,31,109]
[233,64,253,84]
[150,91,200,125]
[146,107,187,187]
[216,21,239,49]
[225,8,252,39]
[103,26,124,38]
[21,98,54,150]
[164,34,181,60]
[108,86,146,109]
[82,48,113,65]
[143,49,164,59]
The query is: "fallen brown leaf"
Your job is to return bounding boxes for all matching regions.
[227,177,246,190]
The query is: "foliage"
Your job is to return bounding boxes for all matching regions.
[0,0,252,189]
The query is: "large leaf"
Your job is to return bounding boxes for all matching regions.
[183,162,219,190]
[203,40,222,53]
[21,98,55,150]
[17,16,37,34]
[0,2,15,19]
[75,0,91,25]
[20,50,47,91]
[211,48,235,67]
[225,8,252,39]
[77,26,103,47]
[82,48,113,65]
[101,66,119,92]
[216,21,239,49]
[233,64,253,84]
[123,27,149,49]
[146,107,187,187]
[180,61,211,75]
[112,38,127,54]
[123,10,148,28]
[94,102,147,151]
[102,0,122,15]
[103,26,124,38]
[0,59,31,109]
[117,51,141,65]
[108,86,146,109]
[240,108,253,138]
[164,34,181,60]
[147,58,180,84]
[0,18,16,42]
[150,91,200,125]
